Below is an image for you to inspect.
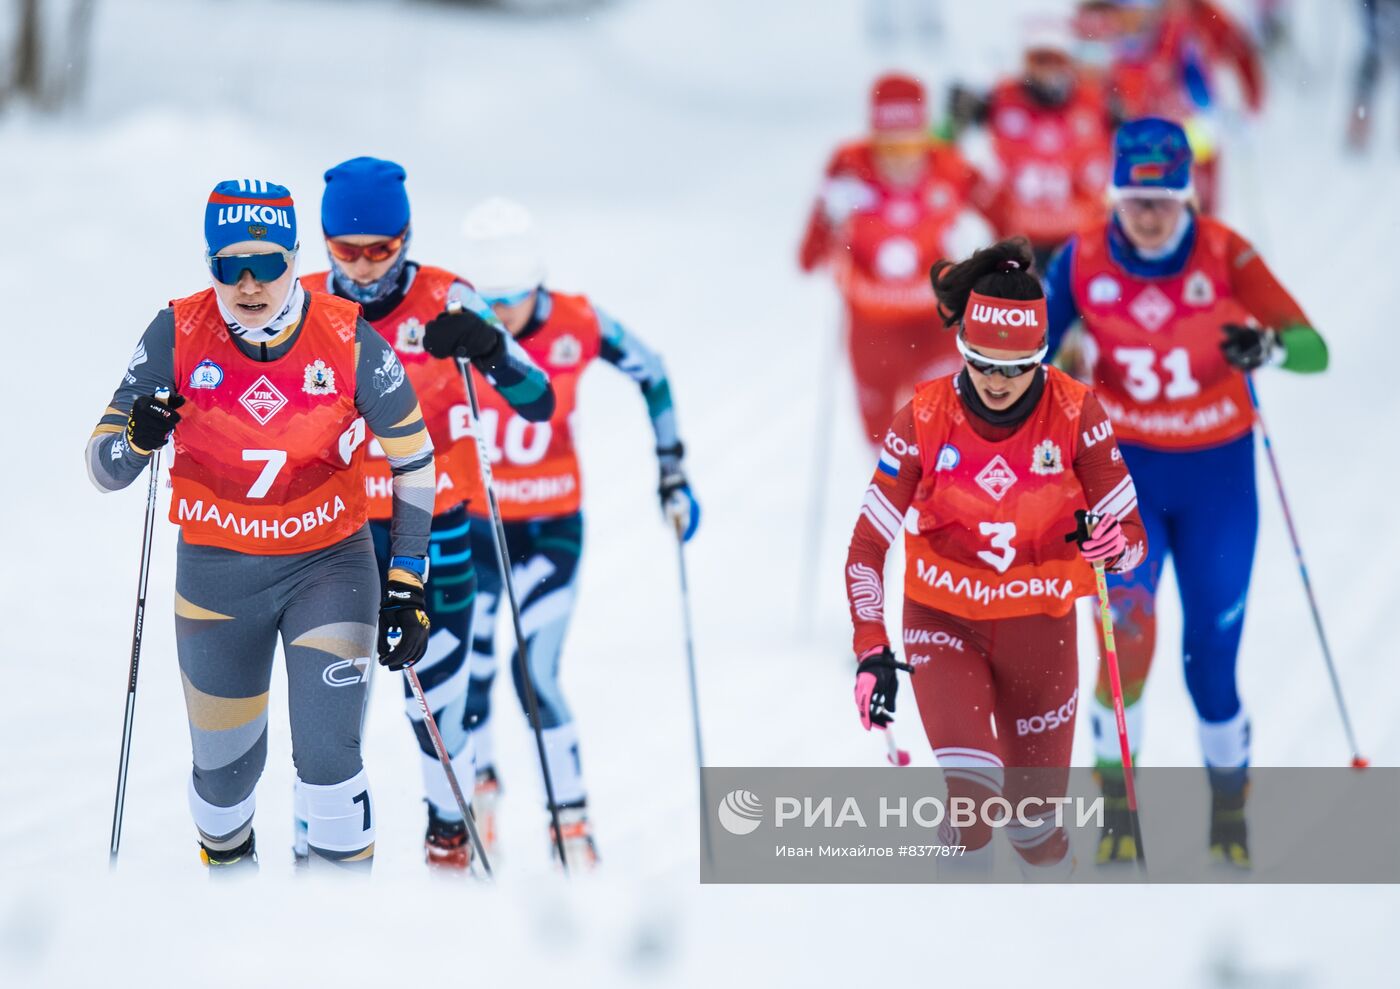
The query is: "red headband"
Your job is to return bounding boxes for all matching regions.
[962,291,1048,350]
[870,74,926,133]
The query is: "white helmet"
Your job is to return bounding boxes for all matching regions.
[1021,16,1076,58]
[461,197,546,299]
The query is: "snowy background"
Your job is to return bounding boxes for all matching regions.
[1,0,1397,984]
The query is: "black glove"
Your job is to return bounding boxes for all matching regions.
[423,307,505,364]
[658,464,700,542]
[855,648,913,730]
[946,84,988,133]
[127,391,186,453]
[1220,323,1278,371]
[377,578,431,671]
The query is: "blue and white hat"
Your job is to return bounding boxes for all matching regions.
[205,179,297,254]
[1110,117,1194,199]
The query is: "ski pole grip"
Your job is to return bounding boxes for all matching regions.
[1064,508,1099,544]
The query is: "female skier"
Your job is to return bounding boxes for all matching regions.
[299,157,555,869]
[845,237,1145,879]
[86,179,435,870]
[1042,117,1328,866]
[457,198,700,868]
[800,72,992,445]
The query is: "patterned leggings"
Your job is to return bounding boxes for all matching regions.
[464,512,587,808]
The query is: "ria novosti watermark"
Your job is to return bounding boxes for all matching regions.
[718,790,1103,835]
[701,768,1400,883]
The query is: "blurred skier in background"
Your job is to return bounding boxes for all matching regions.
[944,17,1116,273]
[1071,0,1265,213]
[1348,0,1400,150]
[299,158,555,871]
[1042,119,1329,868]
[459,198,700,868]
[86,179,437,871]
[844,238,1145,880]
[800,72,992,446]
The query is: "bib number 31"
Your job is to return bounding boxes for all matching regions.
[1113,346,1201,403]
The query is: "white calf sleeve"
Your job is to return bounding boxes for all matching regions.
[301,769,375,863]
[472,716,496,774]
[188,776,256,848]
[540,722,586,807]
[421,733,475,822]
[1091,695,1145,765]
[1199,709,1250,769]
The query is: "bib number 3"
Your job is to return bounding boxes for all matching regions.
[977,521,1017,574]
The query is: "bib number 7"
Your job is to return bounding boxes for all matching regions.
[242,449,287,499]
[977,521,1017,574]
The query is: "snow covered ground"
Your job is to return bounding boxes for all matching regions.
[1,0,1396,984]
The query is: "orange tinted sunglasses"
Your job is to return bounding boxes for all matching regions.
[326,227,408,263]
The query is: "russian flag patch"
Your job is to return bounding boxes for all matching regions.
[877,450,900,478]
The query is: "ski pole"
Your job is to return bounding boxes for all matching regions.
[109,390,169,866]
[446,303,569,870]
[1090,555,1148,869]
[673,522,714,868]
[1246,376,1367,768]
[882,727,911,767]
[403,664,493,879]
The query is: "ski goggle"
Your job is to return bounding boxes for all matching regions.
[481,287,537,308]
[325,227,408,263]
[207,248,296,286]
[957,335,1047,378]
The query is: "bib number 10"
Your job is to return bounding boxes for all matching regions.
[454,406,552,466]
[1113,346,1200,403]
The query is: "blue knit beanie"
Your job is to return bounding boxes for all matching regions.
[321,157,411,237]
[205,179,297,254]
[1111,117,1194,196]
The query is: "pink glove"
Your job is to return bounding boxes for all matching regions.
[854,672,878,731]
[1081,514,1127,563]
[854,647,912,731]
[1065,510,1126,564]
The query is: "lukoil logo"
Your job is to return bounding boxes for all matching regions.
[717,789,764,835]
[968,302,1038,327]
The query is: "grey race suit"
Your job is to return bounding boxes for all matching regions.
[87,292,436,867]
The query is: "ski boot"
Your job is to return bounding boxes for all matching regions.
[550,803,599,871]
[200,831,258,875]
[425,804,472,871]
[1209,784,1250,870]
[473,767,501,859]
[1094,775,1138,865]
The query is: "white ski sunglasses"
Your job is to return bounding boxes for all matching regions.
[956,335,1048,378]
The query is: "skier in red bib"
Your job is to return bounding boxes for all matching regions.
[86,179,436,871]
[844,237,1145,879]
[800,72,993,445]
[299,157,556,870]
